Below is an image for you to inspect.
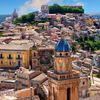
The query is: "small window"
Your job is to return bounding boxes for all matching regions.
[60,53,62,56]
[66,53,68,56]
[1,61,3,64]
[0,54,3,58]
[34,60,36,64]
[34,52,36,57]
[8,54,12,59]
[9,61,11,65]
[18,55,20,58]
[83,81,85,85]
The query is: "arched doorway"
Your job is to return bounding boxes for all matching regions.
[67,88,70,100]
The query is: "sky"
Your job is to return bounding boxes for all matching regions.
[0,0,100,15]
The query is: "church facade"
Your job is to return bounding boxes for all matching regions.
[48,38,80,100]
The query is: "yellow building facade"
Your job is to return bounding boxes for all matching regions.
[0,44,31,69]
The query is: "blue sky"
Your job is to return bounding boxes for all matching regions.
[0,0,100,15]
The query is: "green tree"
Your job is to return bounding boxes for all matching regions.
[49,4,84,14]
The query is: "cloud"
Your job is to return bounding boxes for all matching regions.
[72,0,84,7]
[18,0,63,16]
[76,2,84,7]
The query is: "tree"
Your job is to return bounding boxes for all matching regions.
[14,12,48,25]
[21,15,27,23]
[49,4,84,14]
[26,13,35,23]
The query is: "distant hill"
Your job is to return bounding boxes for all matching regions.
[0,15,10,23]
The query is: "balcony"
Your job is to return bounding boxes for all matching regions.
[48,70,80,81]
[0,57,4,59]
[16,57,22,60]
[7,57,13,59]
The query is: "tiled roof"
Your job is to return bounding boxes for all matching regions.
[0,44,33,51]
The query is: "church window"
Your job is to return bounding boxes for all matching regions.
[66,53,68,56]
[60,76,65,79]
[60,53,62,56]
[34,52,36,57]
[83,81,85,85]
[34,60,37,65]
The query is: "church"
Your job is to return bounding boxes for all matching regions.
[47,36,80,100]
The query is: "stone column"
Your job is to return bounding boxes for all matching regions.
[74,86,79,100]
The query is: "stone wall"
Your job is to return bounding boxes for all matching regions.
[80,94,100,100]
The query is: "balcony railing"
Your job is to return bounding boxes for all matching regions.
[16,57,22,60]
[48,70,79,80]
[0,57,4,59]
[7,57,13,59]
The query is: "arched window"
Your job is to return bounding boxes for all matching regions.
[9,61,11,65]
[33,60,37,65]
[66,53,68,56]
[83,81,85,85]
[1,61,3,64]
[34,52,36,57]
[60,53,62,56]
[18,55,20,59]
[0,53,3,58]
[8,54,12,59]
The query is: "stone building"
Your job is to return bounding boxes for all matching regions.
[0,43,32,69]
[31,45,54,71]
[79,75,89,98]
[47,37,80,100]
[41,5,49,15]
[15,67,41,90]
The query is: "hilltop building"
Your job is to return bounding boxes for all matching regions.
[41,5,49,15]
[31,45,54,71]
[35,5,49,21]
[11,9,18,21]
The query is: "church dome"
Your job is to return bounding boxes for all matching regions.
[55,39,71,52]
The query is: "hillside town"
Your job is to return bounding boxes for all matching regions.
[0,4,100,100]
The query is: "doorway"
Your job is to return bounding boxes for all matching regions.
[67,88,70,100]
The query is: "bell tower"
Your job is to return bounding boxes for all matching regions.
[48,37,80,100]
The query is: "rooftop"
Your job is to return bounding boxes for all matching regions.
[16,67,35,75]
[55,38,71,52]
[32,73,47,83]
[0,43,33,51]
